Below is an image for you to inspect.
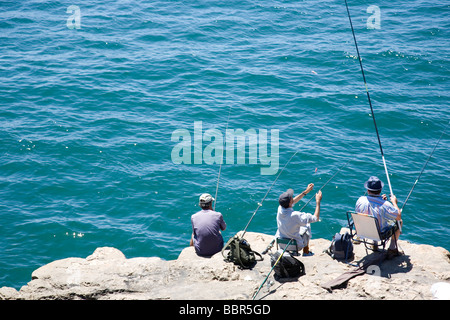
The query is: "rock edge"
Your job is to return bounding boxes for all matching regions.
[1,232,449,300]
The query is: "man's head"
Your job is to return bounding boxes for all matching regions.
[364,176,384,195]
[279,189,294,209]
[199,193,214,210]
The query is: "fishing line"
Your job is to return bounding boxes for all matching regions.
[241,150,299,238]
[213,105,233,211]
[299,160,350,237]
[401,120,449,211]
[260,159,350,254]
[298,160,350,212]
[344,0,394,196]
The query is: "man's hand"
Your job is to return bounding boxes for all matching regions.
[390,194,398,205]
[294,183,314,205]
[314,190,322,221]
[315,190,322,203]
[383,194,398,206]
[305,183,314,194]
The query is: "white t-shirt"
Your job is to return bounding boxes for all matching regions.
[275,205,317,248]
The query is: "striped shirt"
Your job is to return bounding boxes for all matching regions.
[355,195,399,232]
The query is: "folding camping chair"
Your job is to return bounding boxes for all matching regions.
[275,238,299,256]
[346,211,398,253]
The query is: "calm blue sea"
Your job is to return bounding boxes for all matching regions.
[0,0,449,289]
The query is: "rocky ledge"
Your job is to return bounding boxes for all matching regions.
[1,232,449,300]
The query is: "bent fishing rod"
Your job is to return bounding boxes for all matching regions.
[344,0,394,196]
[402,120,449,211]
[240,150,299,238]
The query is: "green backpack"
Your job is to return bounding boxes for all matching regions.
[222,235,263,269]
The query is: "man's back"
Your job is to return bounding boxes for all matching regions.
[275,205,317,248]
[191,209,226,256]
[355,195,399,232]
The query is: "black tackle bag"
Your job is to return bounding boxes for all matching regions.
[270,250,304,279]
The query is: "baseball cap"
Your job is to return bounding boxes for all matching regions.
[199,193,215,204]
[278,189,294,208]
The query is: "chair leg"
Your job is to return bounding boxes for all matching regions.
[362,240,370,255]
[373,242,379,251]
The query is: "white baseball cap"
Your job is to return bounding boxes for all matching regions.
[199,193,215,204]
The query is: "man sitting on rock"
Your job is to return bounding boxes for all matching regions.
[190,193,227,257]
[355,176,403,258]
[275,184,322,256]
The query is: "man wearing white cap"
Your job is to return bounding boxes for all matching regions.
[190,193,227,257]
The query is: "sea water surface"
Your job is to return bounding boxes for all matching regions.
[0,0,449,289]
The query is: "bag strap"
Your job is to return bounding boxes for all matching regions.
[253,250,263,261]
[221,235,236,261]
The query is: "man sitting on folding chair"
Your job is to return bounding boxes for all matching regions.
[355,176,403,259]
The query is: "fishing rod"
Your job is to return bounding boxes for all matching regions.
[401,121,449,211]
[213,106,233,211]
[344,0,394,196]
[298,160,350,212]
[252,238,292,300]
[241,150,299,238]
